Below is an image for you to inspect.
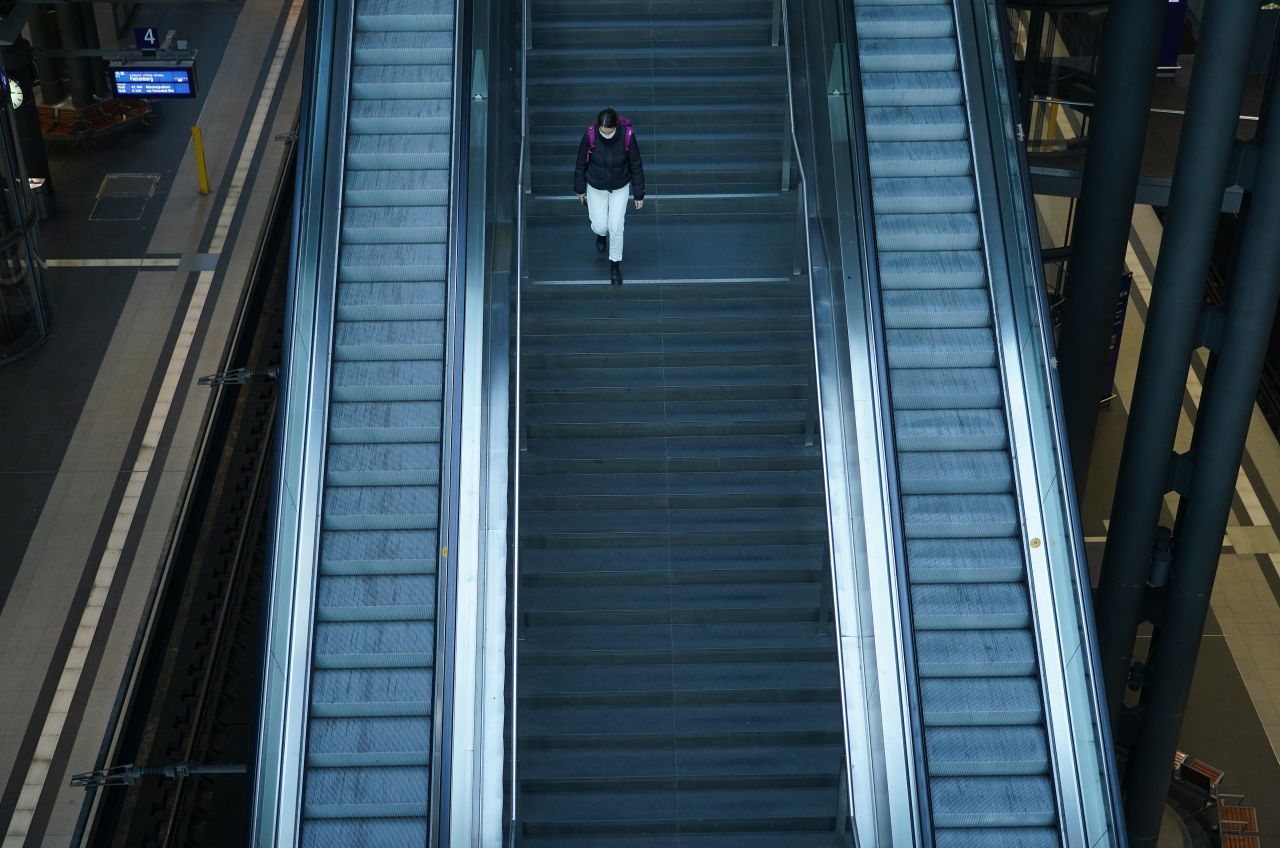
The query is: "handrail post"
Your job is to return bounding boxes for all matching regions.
[781,112,793,190]
[771,0,781,47]
[804,361,818,447]
[835,756,850,842]
[817,543,832,635]
[792,183,805,276]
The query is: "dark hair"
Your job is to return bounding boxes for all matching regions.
[596,108,618,129]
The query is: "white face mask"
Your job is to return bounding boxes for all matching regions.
[598,127,616,139]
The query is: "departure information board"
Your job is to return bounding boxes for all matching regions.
[111,65,197,98]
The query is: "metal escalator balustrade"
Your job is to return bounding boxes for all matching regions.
[848,0,1117,844]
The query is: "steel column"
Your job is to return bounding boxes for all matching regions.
[78,4,112,101]
[1094,0,1259,732]
[1017,9,1044,128]
[1055,0,1166,490]
[54,3,95,108]
[1122,72,1280,846]
[26,6,68,105]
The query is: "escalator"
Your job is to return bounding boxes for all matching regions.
[845,0,1119,843]
[854,1,1061,840]
[506,0,1123,843]
[252,0,466,843]
[298,0,454,838]
[252,0,1125,843]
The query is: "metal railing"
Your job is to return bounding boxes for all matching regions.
[779,2,873,839]
[249,0,353,836]
[428,0,478,842]
[832,3,936,843]
[507,0,530,839]
[959,0,1124,843]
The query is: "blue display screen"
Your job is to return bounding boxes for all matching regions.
[112,67,195,97]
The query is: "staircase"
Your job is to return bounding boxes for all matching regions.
[516,280,846,845]
[299,0,455,842]
[513,2,852,842]
[853,1,1062,843]
[527,0,788,196]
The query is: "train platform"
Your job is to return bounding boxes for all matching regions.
[0,0,302,842]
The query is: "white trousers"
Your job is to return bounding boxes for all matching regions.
[586,184,629,262]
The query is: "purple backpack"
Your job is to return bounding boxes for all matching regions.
[584,116,634,165]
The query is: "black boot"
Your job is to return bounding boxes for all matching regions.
[596,234,607,255]
[610,261,623,287]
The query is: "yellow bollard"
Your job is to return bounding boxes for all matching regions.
[1047,101,1060,143]
[191,126,210,195]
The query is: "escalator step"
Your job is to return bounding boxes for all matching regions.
[319,529,439,575]
[879,250,985,289]
[910,584,1030,630]
[309,668,433,718]
[876,212,981,251]
[343,206,449,244]
[905,538,1024,584]
[337,283,446,325]
[328,442,442,486]
[920,677,1042,726]
[344,167,449,204]
[894,409,1007,451]
[302,765,429,817]
[316,575,436,622]
[882,289,990,329]
[340,243,447,282]
[934,828,1061,848]
[930,776,1057,828]
[916,630,1036,677]
[925,727,1049,776]
[872,176,976,213]
[902,493,1018,537]
[889,367,1001,409]
[353,31,452,65]
[307,717,432,768]
[858,38,959,73]
[352,64,453,100]
[899,450,1012,494]
[869,140,971,177]
[855,4,954,39]
[885,328,996,369]
[323,485,441,531]
[348,98,451,134]
[862,71,962,107]
[331,361,444,403]
[355,0,453,31]
[313,621,435,668]
[303,820,428,845]
[329,400,442,444]
[335,320,444,361]
[866,105,967,142]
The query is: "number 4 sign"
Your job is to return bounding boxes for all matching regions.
[134,27,159,51]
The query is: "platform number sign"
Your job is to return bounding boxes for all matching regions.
[135,27,159,51]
